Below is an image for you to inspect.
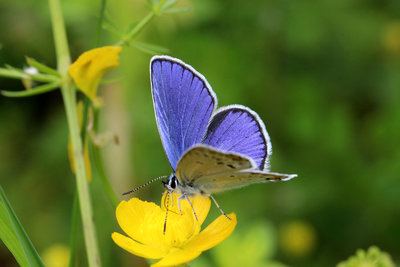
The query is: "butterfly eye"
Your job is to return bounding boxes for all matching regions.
[170,176,177,189]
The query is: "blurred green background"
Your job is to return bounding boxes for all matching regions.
[1,0,400,266]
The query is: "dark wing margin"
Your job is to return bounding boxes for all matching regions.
[150,56,217,170]
[202,105,272,170]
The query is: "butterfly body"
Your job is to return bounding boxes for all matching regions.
[149,55,297,213]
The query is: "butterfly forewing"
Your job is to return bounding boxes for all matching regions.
[150,56,297,199]
[203,105,271,170]
[175,145,255,184]
[151,57,217,170]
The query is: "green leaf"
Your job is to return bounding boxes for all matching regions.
[160,0,177,10]
[5,64,26,73]
[102,11,123,37]
[146,0,155,9]
[0,68,27,79]
[68,192,79,267]
[0,66,59,83]
[0,186,44,266]
[130,41,169,55]
[124,21,139,35]
[161,7,192,14]
[102,23,123,38]
[26,57,60,77]
[1,81,61,97]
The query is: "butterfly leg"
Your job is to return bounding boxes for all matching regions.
[210,194,231,220]
[177,194,199,221]
[184,195,198,221]
[177,194,185,215]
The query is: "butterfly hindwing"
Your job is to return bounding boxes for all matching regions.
[192,171,297,194]
[202,105,271,170]
[176,145,297,194]
[151,56,217,170]
[175,145,255,184]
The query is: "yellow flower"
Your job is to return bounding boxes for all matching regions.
[68,46,122,105]
[42,243,69,267]
[279,220,316,258]
[112,193,237,267]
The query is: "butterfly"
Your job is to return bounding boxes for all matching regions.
[125,56,297,231]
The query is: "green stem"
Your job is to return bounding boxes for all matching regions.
[61,83,102,267]
[48,0,70,71]
[48,0,101,266]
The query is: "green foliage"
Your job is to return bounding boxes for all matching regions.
[211,221,285,267]
[0,186,44,266]
[337,246,396,267]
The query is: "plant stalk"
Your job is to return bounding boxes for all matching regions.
[48,0,101,266]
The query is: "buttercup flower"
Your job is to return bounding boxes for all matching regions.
[68,46,122,105]
[112,193,237,267]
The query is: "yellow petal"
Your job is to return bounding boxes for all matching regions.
[68,46,122,104]
[111,232,166,259]
[184,212,237,252]
[116,199,166,248]
[151,248,202,267]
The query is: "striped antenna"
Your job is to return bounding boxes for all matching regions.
[163,191,171,234]
[122,175,168,195]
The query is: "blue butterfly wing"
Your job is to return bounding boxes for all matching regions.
[151,56,217,170]
[202,105,271,170]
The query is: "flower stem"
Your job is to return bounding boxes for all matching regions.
[48,0,101,266]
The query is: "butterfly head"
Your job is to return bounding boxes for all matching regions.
[162,173,179,193]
